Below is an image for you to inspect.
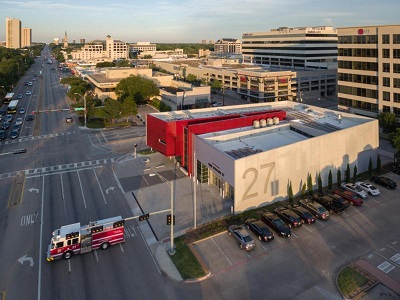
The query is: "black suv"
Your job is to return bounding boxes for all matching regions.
[261,212,291,237]
[274,207,303,228]
[327,193,350,209]
[0,130,6,140]
[287,204,316,224]
[370,176,397,189]
[314,195,345,215]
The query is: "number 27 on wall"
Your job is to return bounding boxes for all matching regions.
[241,162,275,201]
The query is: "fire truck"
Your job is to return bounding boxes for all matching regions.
[47,216,125,261]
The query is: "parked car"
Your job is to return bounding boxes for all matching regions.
[299,199,330,220]
[9,129,19,139]
[355,181,380,196]
[332,189,363,206]
[327,193,350,209]
[314,195,345,214]
[245,218,274,242]
[66,116,73,123]
[26,115,35,121]
[287,204,316,224]
[227,225,256,251]
[340,182,368,198]
[261,212,291,237]
[274,207,303,228]
[370,176,397,189]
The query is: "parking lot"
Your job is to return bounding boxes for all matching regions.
[193,173,400,296]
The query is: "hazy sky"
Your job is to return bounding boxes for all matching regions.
[1,0,400,43]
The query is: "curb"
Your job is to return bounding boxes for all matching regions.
[184,243,212,283]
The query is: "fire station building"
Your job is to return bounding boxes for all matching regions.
[146,101,378,213]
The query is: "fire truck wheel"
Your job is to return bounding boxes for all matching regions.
[101,242,109,250]
[63,251,73,260]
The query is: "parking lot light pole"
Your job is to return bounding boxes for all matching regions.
[74,93,87,127]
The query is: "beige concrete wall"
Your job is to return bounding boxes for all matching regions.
[105,68,152,79]
[233,119,379,213]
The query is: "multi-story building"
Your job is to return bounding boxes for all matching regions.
[80,39,85,44]
[129,42,156,54]
[6,17,21,49]
[71,35,129,62]
[242,26,338,70]
[337,25,400,117]
[21,27,31,47]
[214,38,242,54]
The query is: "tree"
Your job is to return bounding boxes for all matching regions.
[353,165,358,183]
[186,74,197,84]
[345,163,351,183]
[120,96,137,122]
[378,112,397,133]
[368,157,373,176]
[288,181,293,205]
[211,80,222,92]
[388,127,400,151]
[115,75,159,104]
[101,98,122,124]
[337,169,342,185]
[116,60,130,67]
[377,155,382,173]
[317,173,323,194]
[307,173,313,196]
[301,182,307,199]
[96,62,114,68]
[328,170,333,190]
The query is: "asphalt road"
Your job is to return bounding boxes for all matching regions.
[0,46,193,300]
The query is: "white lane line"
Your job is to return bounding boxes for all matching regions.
[68,260,72,273]
[259,241,268,251]
[131,226,137,236]
[77,171,87,209]
[119,243,124,253]
[94,250,99,262]
[101,131,108,143]
[276,236,284,244]
[370,198,380,204]
[374,251,400,267]
[211,237,233,265]
[60,173,66,215]
[316,220,326,227]
[138,226,161,274]
[363,203,370,208]
[26,165,103,178]
[37,176,45,300]
[388,242,400,252]
[93,169,107,205]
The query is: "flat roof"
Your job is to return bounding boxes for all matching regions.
[150,101,375,160]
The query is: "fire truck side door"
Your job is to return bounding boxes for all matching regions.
[80,233,92,254]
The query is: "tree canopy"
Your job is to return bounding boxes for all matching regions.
[115,75,159,104]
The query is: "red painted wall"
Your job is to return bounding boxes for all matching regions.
[147,110,286,175]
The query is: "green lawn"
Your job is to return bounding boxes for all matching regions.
[337,266,368,298]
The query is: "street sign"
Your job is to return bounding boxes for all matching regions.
[74,107,84,111]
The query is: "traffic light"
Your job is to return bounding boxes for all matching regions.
[166,214,175,225]
[138,213,150,221]
[166,214,171,225]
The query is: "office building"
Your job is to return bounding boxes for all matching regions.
[6,17,21,49]
[338,25,400,117]
[80,39,85,44]
[242,26,338,70]
[214,38,242,54]
[71,35,129,62]
[130,42,156,54]
[147,101,378,213]
[21,27,31,47]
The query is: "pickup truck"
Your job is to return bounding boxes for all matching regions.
[332,188,363,206]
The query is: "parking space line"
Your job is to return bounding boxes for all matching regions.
[302,225,313,233]
[291,232,299,239]
[316,220,326,227]
[370,198,380,204]
[363,203,370,208]
[388,242,400,252]
[374,251,400,267]
[211,237,233,266]
[275,237,284,244]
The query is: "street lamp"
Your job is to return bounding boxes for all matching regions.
[180,90,186,110]
[74,92,87,127]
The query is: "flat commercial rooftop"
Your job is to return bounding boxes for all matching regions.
[186,101,374,159]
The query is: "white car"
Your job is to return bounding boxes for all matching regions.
[15,117,23,125]
[355,182,380,196]
[26,91,32,95]
[340,182,368,198]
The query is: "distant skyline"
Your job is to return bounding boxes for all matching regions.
[1,0,400,43]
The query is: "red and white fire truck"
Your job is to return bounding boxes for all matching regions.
[47,216,125,261]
